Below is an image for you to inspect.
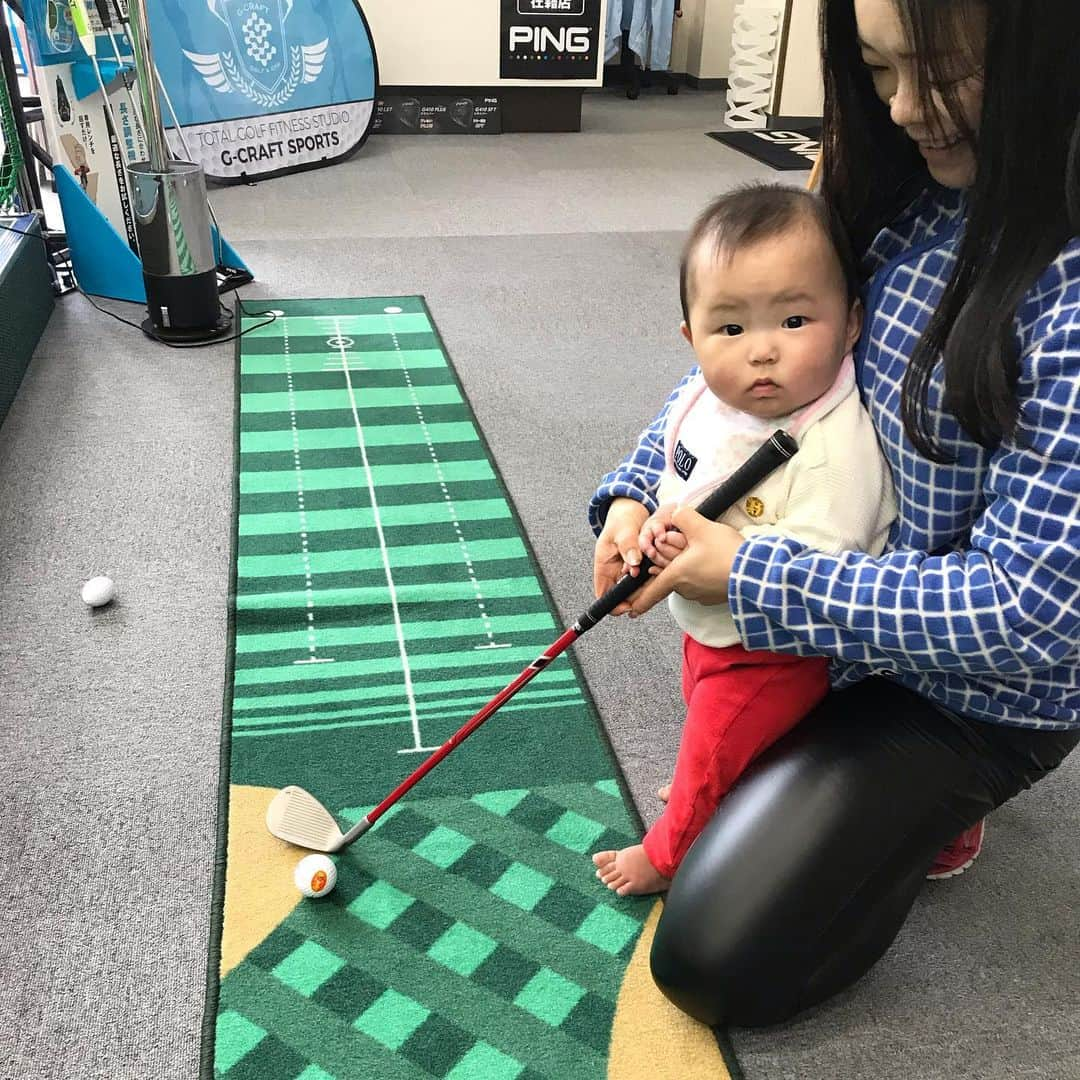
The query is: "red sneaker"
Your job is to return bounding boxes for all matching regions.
[926,819,985,880]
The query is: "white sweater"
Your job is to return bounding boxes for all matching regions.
[657,358,896,647]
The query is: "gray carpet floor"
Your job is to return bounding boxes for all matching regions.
[1,89,1077,1079]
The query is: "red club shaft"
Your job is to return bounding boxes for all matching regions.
[363,626,581,828]
[348,430,798,842]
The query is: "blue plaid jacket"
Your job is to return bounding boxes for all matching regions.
[589,186,1080,730]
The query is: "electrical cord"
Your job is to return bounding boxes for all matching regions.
[77,283,279,346]
[0,217,278,345]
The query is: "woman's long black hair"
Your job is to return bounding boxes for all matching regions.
[820,0,1080,460]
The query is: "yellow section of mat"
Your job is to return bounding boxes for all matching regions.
[218,785,303,978]
[608,902,730,1079]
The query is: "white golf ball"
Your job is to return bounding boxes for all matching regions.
[294,854,337,898]
[81,576,116,607]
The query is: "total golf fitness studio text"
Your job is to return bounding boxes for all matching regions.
[194,110,349,168]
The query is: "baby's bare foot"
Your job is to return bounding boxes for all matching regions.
[657,783,671,803]
[591,845,671,897]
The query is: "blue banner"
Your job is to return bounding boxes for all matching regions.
[149,0,378,180]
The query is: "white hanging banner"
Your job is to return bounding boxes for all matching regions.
[724,0,784,130]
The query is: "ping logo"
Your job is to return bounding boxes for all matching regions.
[673,441,697,481]
[508,26,592,53]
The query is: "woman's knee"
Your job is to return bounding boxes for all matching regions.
[645,798,822,1027]
[649,907,802,1027]
[641,685,916,1027]
[648,913,734,1027]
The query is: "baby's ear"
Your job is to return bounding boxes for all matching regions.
[680,321,694,346]
[845,298,863,352]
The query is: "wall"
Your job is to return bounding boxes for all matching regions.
[670,0,735,79]
[670,0,823,121]
[357,0,821,113]
[361,0,608,87]
[774,0,823,117]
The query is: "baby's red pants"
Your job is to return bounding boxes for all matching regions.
[642,636,830,880]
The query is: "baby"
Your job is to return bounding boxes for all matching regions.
[589,183,897,895]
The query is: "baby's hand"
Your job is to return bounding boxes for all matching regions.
[638,504,689,570]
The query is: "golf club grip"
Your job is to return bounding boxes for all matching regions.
[577,429,798,629]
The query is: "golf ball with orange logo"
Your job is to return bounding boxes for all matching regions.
[294,854,337,897]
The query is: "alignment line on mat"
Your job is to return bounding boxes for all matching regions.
[389,312,511,667]
[337,317,422,743]
[282,315,335,666]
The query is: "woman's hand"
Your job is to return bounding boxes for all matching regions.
[626,507,745,616]
[593,498,651,615]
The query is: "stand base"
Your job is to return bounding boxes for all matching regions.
[142,266,232,344]
[141,309,233,344]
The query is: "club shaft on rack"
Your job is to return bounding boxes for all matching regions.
[89,63,140,251]
[92,0,147,147]
[336,429,799,849]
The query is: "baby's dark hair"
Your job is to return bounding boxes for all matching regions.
[678,182,859,324]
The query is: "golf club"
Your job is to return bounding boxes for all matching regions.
[105,0,231,270]
[92,0,147,152]
[66,0,139,251]
[266,429,799,853]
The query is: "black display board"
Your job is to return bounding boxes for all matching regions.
[499,0,601,80]
[374,95,501,134]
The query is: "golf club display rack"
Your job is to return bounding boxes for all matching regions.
[1,0,73,293]
[2,0,252,327]
[1,0,57,426]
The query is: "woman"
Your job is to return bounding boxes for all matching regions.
[590,0,1080,1026]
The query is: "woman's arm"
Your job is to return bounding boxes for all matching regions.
[727,313,1080,677]
[587,366,698,535]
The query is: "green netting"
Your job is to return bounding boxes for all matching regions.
[0,69,23,210]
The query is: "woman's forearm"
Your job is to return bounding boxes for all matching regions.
[728,537,1078,677]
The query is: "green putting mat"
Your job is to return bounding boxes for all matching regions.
[203,297,738,1079]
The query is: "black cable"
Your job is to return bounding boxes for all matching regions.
[77,286,278,347]
[0,217,278,346]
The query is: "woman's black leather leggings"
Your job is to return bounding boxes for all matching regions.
[649,676,1080,1027]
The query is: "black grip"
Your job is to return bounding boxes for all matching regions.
[576,429,798,631]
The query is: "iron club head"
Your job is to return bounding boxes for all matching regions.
[266,786,346,853]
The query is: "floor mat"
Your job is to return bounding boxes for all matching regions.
[202,296,735,1079]
[707,126,821,170]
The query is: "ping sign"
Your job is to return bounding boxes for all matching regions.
[499,0,601,79]
[507,26,592,53]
